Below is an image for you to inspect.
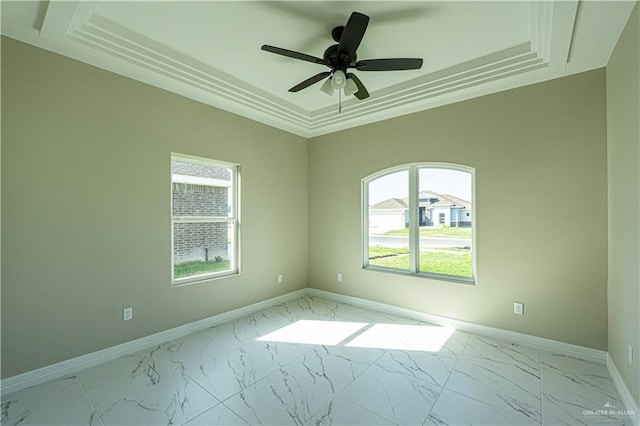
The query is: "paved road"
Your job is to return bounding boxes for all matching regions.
[369,235,471,249]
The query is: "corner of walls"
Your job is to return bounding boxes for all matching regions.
[1,37,309,378]
[606,1,640,407]
[607,354,640,426]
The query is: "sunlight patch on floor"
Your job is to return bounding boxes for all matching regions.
[257,319,455,352]
[256,319,368,346]
[345,323,455,352]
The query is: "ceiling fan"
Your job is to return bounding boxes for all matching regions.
[261,12,423,101]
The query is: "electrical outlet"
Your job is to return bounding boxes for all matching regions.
[277,274,283,284]
[123,307,133,321]
[628,344,633,364]
[513,302,524,315]
[337,273,343,282]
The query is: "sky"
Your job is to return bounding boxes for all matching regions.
[368,168,472,205]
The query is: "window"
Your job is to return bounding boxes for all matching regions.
[171,154,239,284]
[363,164,474,283]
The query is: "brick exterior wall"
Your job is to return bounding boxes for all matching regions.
[172,183,228,217]
[172,183,229,264]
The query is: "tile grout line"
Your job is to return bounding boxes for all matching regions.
[322,298,428,423]
[539,353,544,426]
[423,335,471,423]
[182,367,227,422]
[312,341,389,422]
[74,376,105,426]
[213,342,315,406]
[285,298,391,424]
[439,337,546,424]
[303,348,388,424]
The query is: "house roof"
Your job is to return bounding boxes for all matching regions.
[372,191,471,210]
[440,194,472,210]
[418,191,443,205]
[370,198,409,210]
[418,191,471,209]
[171,160,230,180]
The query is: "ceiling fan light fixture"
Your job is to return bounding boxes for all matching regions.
[320,78,335,96]
[331,70,347,89]
[344,77,358,96]
[262,11,421,102]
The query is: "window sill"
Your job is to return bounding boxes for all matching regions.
[172,270,240,287]
[363,265,476,285]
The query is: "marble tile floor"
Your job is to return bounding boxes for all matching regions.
[1,296,632,426]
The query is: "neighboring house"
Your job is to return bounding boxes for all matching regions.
[425,191,472,228]
[369,191,472,231]
[368,198,409,231]
[172,160,230,264]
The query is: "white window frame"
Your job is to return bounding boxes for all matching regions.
[362,163,476,284]
[171,153,240,286]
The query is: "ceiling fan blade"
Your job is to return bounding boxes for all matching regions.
[347,73,369,100]
[261,45,326,66]
[289,72,331,92]
[355,58,423,71]
[338,12,369,57]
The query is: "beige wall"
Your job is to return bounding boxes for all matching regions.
[0,32,620,379]
[309,69,608,350]
[607,3,640,405]
[1,37,309,378]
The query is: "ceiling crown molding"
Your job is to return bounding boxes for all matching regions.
[41,1,312,135]
[22,0,612,137]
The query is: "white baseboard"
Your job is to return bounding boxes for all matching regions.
[307,288,607,364]
[0,287,616,399]
[606,354,640,425]
[0,288,307,396]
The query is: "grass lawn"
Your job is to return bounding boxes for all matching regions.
[368,246,472,277]
[420,251,473,277]
[384,226,472,238]
[174,260,231,279]
[369,252,411,269]
[369,246,410,258]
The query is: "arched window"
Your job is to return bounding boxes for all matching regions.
[363,164,475,283]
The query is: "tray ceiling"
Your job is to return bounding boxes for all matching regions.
[2,1,636,137]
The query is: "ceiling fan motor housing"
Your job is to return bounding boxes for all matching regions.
[331,26,345,43]
[323,44,356,72]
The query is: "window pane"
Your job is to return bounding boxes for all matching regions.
[172,160,232,217]
[367,170,409,271]
[173,221,233,279]
[171,154,238,284]
[418,168,473,277]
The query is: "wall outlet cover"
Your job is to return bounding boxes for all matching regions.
[123,307,133,321]
[513,302,524,315]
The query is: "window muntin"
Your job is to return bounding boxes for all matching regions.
[363,164,474,283]
[171,154,239,284]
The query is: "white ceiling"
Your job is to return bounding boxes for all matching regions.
[2,1,636,137]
